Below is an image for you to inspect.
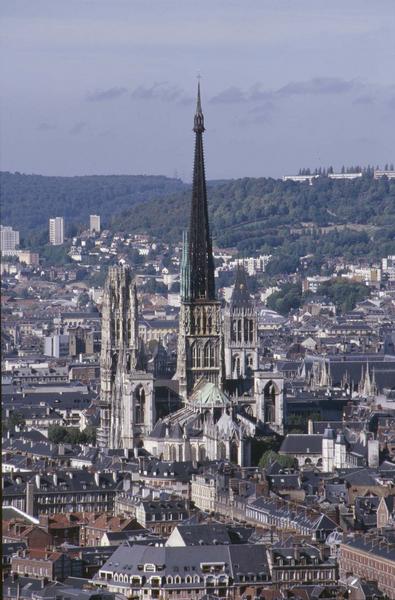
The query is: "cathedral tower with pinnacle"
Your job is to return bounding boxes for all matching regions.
[176,84,224,399]
[97,265,154,449]
[224,263,259,380]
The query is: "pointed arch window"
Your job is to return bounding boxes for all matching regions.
[134,385,145,424]
[231,319,237,342]
[249,319,254,342]
[192,343,201,368]
[237,319,242,343]
[204,342,215,368]
[232,355,241,377]
[244,318,249,343]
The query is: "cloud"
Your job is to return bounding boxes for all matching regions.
[86,86,128,102]
[131,82,192,105]
[37,122,56,131]
[211,77,363,105]
[69,121,87,135]
[277,77,360,97]
[353,94,374,105]
[210,86,246,104]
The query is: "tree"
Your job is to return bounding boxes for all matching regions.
[266,283,303,316]
[78,292,90,307]
[47,425,96,445]
[2,411,26,433]
[48,424,69,443]
[318,278,370,313]
[258,450,296,469]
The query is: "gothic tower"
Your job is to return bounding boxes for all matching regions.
[97,265,154,449]
[176,84,223,399]
[224,263,259,379]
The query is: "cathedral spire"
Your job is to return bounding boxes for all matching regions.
[188,82,215,301]
[194,81,205,133]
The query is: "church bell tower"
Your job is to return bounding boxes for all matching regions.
[176,84,223,399]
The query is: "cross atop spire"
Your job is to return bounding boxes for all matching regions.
[194,80,205,133]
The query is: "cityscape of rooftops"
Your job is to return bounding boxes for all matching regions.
[1,2,395,599]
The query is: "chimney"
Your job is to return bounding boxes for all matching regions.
[94,472,100,486]
[112,471,117,483]
[53,473,58,487]
[35,474,41,489]
[39,514,50,532]
[58,444,65,456]
[293,543,300,562]
[307,419,313,435]
[124,448,129,459]
[26,481,35,517]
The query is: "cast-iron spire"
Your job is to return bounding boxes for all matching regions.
[188,82,215,301]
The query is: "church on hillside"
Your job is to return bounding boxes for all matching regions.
[97,85,286,466]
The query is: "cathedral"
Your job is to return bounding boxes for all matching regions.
[98,85,286,464]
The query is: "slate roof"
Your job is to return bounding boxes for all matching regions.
[3,541,28,558]
[341,532,395,562]
[248,496,337,534]
[280,434,323,455]
[269,473,301,490]
[354,496,381,528]
[94,542,269,583]
[324,482,348,504]
[2,471,121,496]
[342,468,382,487]
[139,460,197,481]
[168,523,253,546]
[149,406,203,440]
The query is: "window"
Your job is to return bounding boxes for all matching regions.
[144,564,156,572]
[204,342,215,368]
[192,343,201,368]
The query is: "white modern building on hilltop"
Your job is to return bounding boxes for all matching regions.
[49,217,64,245]
[90,214,101,234]
[1,225,20,254]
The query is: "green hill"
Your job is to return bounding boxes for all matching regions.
[1,172,394,275]
[0,171,187,236]
[112,175,395,273]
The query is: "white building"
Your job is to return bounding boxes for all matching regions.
[374,170,395,180]
[49,217,64,245]
[43,334,69,358]
[382,256,395,281]
[1,225,20,254]
[283,172,362,185]
[90,214,101,234]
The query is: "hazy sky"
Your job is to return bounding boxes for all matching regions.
[1,0,395,179]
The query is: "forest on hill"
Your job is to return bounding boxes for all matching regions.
[0,171,186,236]
[1,171,395,275]
[113,174,395,273]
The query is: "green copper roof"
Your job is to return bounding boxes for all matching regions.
[192,380,229,407]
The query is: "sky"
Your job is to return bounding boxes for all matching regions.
[1,0,395,180]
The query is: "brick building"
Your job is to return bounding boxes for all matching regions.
[339,532,395,599]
